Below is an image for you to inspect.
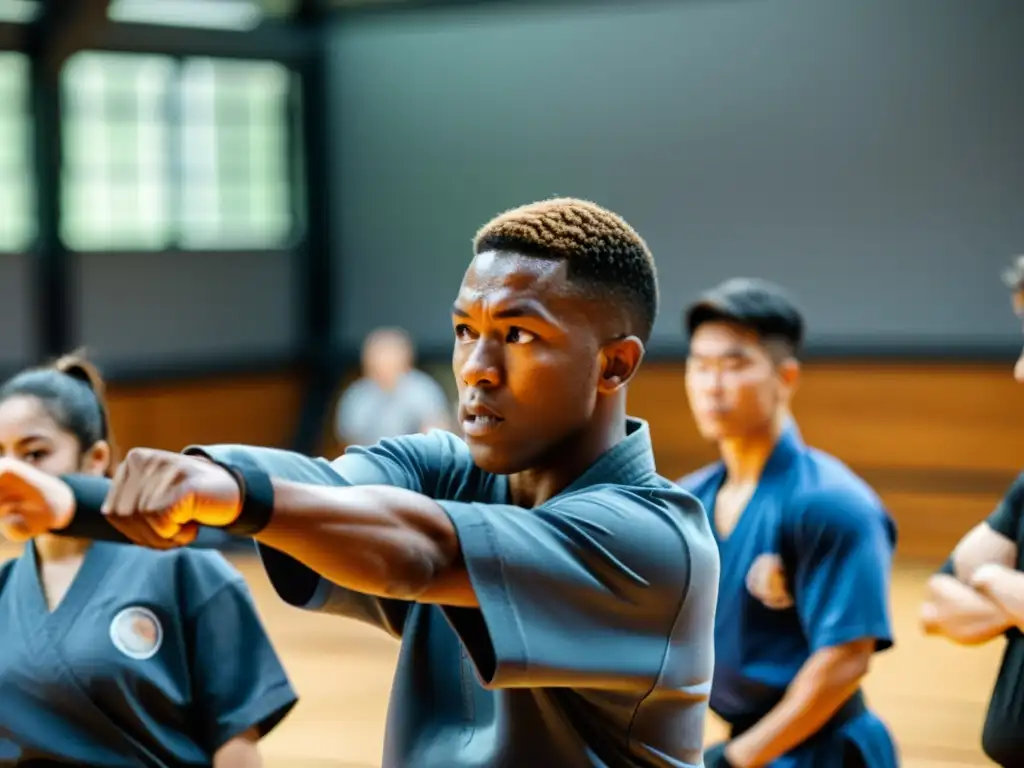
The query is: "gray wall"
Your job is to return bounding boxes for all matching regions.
[328,0,1024,354]
[74,251,298,368]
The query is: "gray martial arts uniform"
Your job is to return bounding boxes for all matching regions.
[0,543,296,767]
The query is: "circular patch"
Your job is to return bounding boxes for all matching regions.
[110,606,163,660]
[745,552,794,610]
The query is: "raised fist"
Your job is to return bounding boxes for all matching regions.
[102,448,244,547]
[0,458,76,542]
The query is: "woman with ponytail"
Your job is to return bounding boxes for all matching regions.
[0,354,298,767]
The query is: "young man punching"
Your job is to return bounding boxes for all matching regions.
[0,199,719,768]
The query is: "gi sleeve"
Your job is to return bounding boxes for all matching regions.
[985,473,1024,542]
[434,487,693,690]
[188,430,468,639]
[792,489,896,653]
[183,557,298,752]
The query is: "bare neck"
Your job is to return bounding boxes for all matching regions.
[718,409,790,485]
[508,393,628,508]
[33,533,91,564]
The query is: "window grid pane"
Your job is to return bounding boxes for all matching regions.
[178,58,294,249]
[60,52,174,250]
[60,52,296,251]
[0,52,35,251]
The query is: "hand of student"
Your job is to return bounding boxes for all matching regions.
[0,458,76,542]
[102,448,243,545]
[970,562,1014,594]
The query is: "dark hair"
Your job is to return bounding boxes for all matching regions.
[684,277,804,356]
[473,197,659,343]
[0,351,115,475]
[1003,255,1024,292]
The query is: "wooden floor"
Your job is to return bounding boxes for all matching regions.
[245,557,1003,768]
[0,540,1001,766]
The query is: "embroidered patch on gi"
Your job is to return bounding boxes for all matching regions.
[110,606,163,660]
[746,552,794,610]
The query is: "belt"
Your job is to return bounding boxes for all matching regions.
[727,689,867,739]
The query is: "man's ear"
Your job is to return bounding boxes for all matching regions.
[777,357,800,397]
[598,336,645,394]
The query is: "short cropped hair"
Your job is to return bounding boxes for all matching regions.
[684,277,804,357]
[473,198,658,343]
[1003,255,1024,292]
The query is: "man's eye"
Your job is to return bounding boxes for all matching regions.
[506,327,535,344]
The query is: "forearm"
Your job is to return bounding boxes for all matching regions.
[213,730,261,768]
[974,567,1024,628]
[921,574,1012,644]
[254,480,462,602]
[55,442,358,545]
[727,646,867,767]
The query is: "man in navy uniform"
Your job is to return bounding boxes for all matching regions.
[679,278,898,767]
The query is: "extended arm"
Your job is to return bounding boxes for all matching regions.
[54,476,466,602]
[191,436,478,606]
[250,480,476,606]
[57,433,465,636]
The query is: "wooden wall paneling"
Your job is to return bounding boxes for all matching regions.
[627,361,1024,563]
[104,370,306,456]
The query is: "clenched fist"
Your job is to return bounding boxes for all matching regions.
[103,448,244,547]
[0,458,76,542]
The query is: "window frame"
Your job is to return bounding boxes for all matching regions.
[58,49,304,254]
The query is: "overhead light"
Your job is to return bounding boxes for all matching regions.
[108,0,264,31]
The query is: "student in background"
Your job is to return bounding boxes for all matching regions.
[920,255,1024,768]
[335,327,453,446]
[679,278,898,768]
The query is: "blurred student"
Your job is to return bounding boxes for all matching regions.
[920,255,1024,768]
[0,354,297,767]
[678,278,898,768]
[335,326,452,446]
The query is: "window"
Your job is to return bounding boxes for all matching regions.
[0,52,36,251]
[61,53,174,250]
[179,59,294,249]
[60,52,297,251]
